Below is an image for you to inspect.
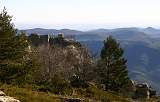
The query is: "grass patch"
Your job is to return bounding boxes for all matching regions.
[0,84,63,102]
[0,83,159,102]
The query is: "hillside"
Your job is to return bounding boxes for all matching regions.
[2,2,160,101]
[23,27,160,94]
[1,84,159,102]
[0,85,136,102]
[82,40,160,94]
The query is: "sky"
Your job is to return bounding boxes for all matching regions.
[1,0,160,30]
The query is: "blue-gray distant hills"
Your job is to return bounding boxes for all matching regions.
[22,27,160,94]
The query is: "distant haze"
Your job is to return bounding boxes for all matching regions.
[1,0,160,30]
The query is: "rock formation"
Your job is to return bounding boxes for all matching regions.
[0,90,20,102]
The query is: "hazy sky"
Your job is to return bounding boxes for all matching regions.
[1,0,160,30]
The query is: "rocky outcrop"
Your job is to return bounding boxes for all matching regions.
[127,81,157,99]
[134,83,150,99]
[0,91,20,102]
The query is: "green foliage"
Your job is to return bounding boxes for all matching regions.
[0,8,38,84]
[85,85,110,101]
[70,75,89,88]
[48,76,73,95]
[0,84,63,102]
[0,33,33,84]
[0,7,16,39]
[71,84,132,102]
[98,36,129,92]
[37,74,73,95]
[1,83,159,102]
[29,33,41,46]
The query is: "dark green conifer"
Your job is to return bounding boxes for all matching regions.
[98,36,129,92]
[0,8,37,84]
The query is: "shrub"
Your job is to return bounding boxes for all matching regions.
[70,75,89,88]
[37,74,73,95]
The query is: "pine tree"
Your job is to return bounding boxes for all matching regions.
[98,36,129,92]
[0,7,16,39]
[0,8,37,84]
[0,7,17,60]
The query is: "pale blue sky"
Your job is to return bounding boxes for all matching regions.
[1,0,160,30]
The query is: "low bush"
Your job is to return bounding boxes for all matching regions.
[70,75,89,88]
[36,74,73,95]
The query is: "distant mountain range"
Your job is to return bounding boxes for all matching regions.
[21,28,83,35]
[22,27,160,38]
[22,27,160,94]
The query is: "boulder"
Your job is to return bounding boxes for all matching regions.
[0,91,20,102]
[0,91,5,96]
[134,83,150,99]
[0,96,20,102]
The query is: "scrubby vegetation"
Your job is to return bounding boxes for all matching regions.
[0,8,159,102]
[0,83,135,102]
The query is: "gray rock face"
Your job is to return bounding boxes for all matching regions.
[0,91,20,102]
[135,83,150,99]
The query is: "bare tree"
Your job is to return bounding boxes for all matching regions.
[34,43,93,83]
